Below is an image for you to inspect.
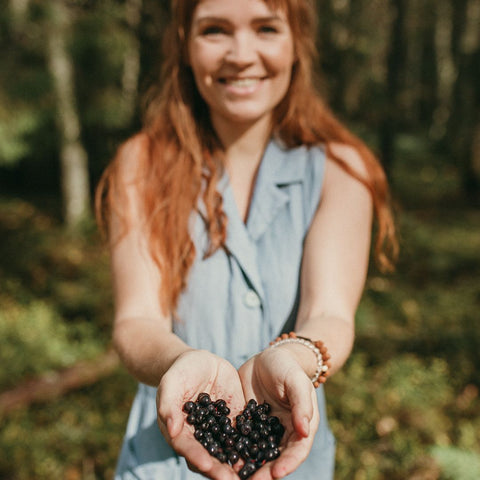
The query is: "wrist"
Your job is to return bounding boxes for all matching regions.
[268,332,331,387]
[272,342,318,379]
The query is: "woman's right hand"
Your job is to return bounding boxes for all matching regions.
[156,349,245,479]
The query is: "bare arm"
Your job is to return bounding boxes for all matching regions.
[107,135,244,480]
[239,143,374,480]
[291,142,373,377]
[107,135,192,387]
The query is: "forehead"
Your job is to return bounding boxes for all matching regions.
[191,0,289,18]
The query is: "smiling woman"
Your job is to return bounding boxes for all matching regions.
[95,0,398,479]
[188,0,295,129]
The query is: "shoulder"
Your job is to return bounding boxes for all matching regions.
[323,142,370,194]
[115,132,150,167]
[113,132,150,185]
[327,142,368,177]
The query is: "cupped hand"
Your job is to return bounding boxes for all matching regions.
[156,349,245,480]
[238,346,320,479]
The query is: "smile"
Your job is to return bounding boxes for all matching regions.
[220,78,263,88]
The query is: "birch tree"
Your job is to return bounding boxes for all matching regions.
[46,0,90,227]
[121,0,142,123]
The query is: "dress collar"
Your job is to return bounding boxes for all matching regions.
[219,138,307,300]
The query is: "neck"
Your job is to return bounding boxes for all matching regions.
[212,114,273,168]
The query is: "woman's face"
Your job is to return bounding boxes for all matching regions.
[188,0,295,131]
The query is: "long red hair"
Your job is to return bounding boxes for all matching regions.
[96,0,398,316]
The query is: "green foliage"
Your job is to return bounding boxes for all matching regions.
[0,371,137,480]
[431,446,480,480]
[0,108,41,166]
[0,299,102,389]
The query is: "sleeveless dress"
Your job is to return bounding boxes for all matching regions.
[115,139,336,479]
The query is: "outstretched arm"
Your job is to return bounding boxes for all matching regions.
[238,143,374,480]
[107,135,244,480]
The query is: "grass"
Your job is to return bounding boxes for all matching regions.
[0,136,479,479]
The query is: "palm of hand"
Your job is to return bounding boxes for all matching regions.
[157,350,246,479]
[238,348,319,479]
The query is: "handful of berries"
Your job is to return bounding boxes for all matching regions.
[183,393,285,479]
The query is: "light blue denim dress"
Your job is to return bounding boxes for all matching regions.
[115,139,336,479]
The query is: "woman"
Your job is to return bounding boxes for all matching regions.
[96,0,397,478]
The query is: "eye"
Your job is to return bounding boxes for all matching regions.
[201,25,226,36]
[258,24,279,34]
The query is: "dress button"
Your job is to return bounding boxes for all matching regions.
[243,289,261,308]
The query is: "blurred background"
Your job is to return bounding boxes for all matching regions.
[0,0,479,479]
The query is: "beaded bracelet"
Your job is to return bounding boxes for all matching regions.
[269,332,331,388]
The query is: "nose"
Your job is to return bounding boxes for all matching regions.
[225,32,257,66]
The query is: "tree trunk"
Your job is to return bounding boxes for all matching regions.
[9,0,30,31]
[121,0,142,123]
[379,0,408,174]
[46,0,90,227]
[418,0,438,126]
[448,0,480,201]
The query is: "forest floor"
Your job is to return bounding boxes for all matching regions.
[1,135,479,480]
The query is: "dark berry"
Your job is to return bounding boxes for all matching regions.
[268,415,280,427]
[228,450,240,465]
[207,444,218,456]
[258,439,268,450]
[183,401,196,413]
[235,439,246,452]
[263,402,271,414]
[197,392,211,406]
[267,434,277,444]
[186,414,196,425]
[249,444,259,458]
[206,415,216,428]
[224,436,234,448]
[218,415,231,425]
[265,448,280,461]
[267,440,277,450]
[259,426,270,438]
[272,423,285,438]
[239,422,252,436]
[223,424,235,435]
[255,412,268,423]
[236,414,246,425]
[217,452,227,463]
[239,460,257,479]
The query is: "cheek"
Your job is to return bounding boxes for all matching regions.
[265,41,295,75]
[189,43,224,80]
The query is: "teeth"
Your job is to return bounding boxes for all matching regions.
[225,78,260,87]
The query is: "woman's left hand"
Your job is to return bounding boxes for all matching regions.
[238,346,319,479]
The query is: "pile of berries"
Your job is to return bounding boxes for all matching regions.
[183,393,285,479]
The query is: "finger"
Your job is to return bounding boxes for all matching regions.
[174,435,238,480]
[156,380,188,440]
[270,434,312,478]
[284,372,314,437]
